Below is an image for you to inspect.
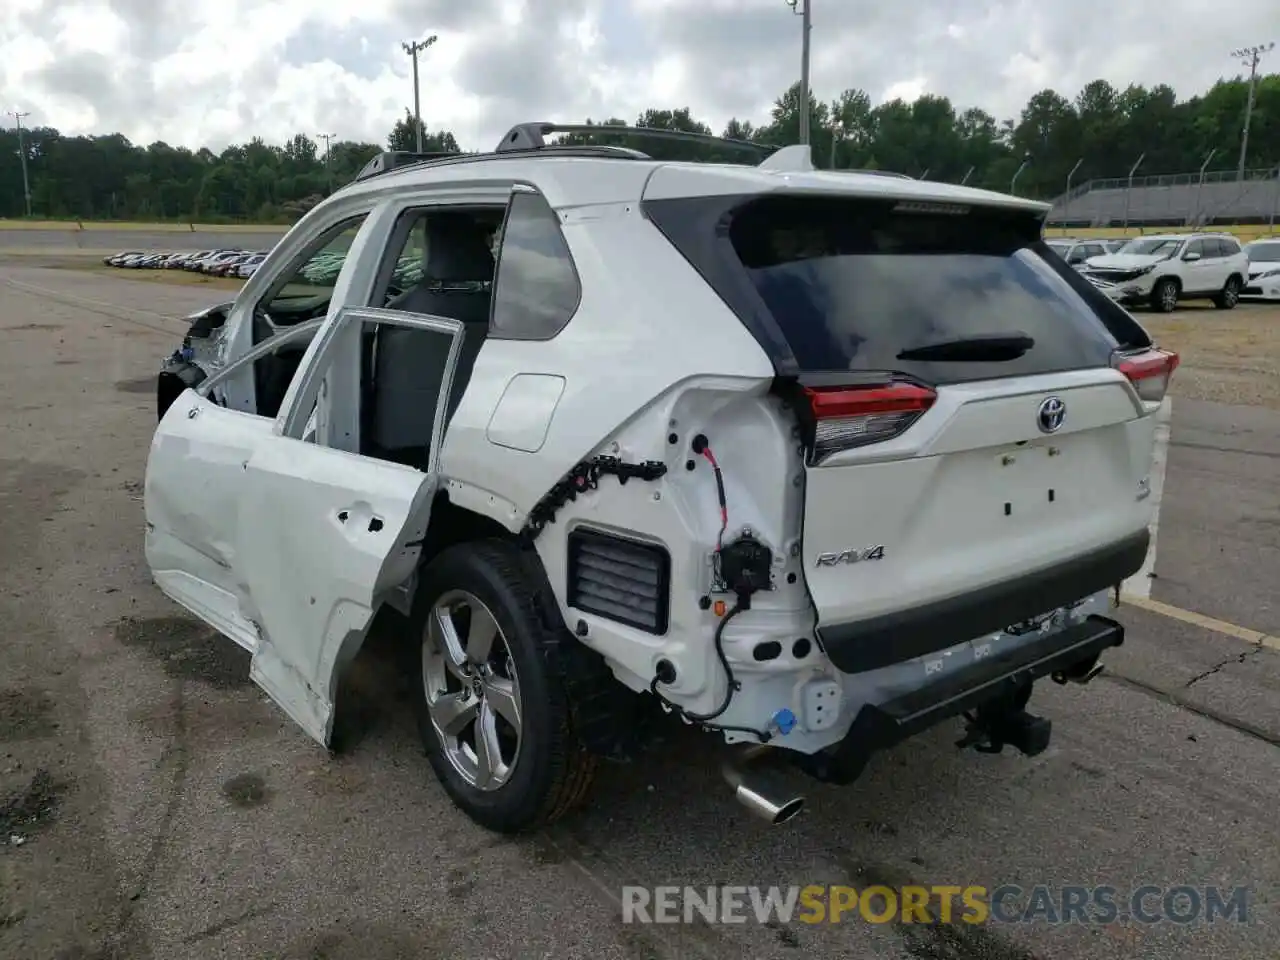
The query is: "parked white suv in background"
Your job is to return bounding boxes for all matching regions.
[1082,232,1249,312]
[144,125,1176,834]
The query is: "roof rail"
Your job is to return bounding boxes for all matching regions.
[354,150,465,182]
[495,121,776,158]
[842,168,914,180]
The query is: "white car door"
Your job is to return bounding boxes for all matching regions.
[147,303,466,746]
[230,306,465,746]
[145,319,325,652]
[1177,238,1208,292]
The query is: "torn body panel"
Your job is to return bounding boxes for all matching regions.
[145,389,437,746]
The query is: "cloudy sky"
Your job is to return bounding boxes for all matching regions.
[0,0,1267,152]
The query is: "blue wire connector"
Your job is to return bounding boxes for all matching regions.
[771,708,796,736]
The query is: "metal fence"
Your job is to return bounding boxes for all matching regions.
[1048,164,1280,230]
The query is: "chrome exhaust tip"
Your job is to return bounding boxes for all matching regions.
[722,753,805,825]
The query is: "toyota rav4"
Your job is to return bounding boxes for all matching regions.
[145,123,1175,834]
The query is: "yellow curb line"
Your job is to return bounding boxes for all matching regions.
[1119,593,1280,653]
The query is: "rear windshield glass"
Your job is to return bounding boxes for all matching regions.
[719,196,1123,384]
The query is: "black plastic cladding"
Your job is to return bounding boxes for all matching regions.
[566,528,672,635]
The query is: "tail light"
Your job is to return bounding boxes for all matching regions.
[1113,348,1179,403]
[803,383,936,464]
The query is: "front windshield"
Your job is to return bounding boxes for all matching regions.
[1244,241,1280,263]
[1120,237,1184,258]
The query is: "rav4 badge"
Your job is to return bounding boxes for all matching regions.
[815,545,886,567]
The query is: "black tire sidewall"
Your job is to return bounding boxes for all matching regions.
[409,540,569,832]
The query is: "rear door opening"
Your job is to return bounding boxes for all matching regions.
[645,191,1174,673]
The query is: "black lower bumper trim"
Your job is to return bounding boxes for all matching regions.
[805,614,1124,785]
[817,531,1148,673]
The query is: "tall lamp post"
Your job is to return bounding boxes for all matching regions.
[1064,157,1083,220]
[1122,152,1145,232]
[1193,148,1217,226]
[785,0,811,145]
[1010,153,1031,195]
[8,110,32,217]
[401,34,438,153]
[1230,42,1274,182]
[316,132,336,194]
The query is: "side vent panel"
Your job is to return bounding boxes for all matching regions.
[566,529,671,634]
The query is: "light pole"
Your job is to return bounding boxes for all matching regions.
[1059,158,1080,221]
[1269,163,1279,231]
[8,110,32,217]
[1122,152,1145,232]
[401,34,438,154]
[316,132,335,194]
[1010,154,1031,195]
[1193,148,1217,226]
[785,0,811,145]
[1231,42,1273,182]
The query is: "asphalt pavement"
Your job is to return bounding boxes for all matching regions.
[1,260,1277,960]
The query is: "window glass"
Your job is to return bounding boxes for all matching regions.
[715,195,1119,384]
[489,191,581,340]
[256,216,367,323]
[1245,241,1280,262]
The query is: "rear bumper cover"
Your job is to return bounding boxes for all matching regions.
[807,614,1125,783]
[817,530,1149,673]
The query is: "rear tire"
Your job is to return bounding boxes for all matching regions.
[409,539,596,833]
[1150,277,1180,313]
[1213,275,1241,310]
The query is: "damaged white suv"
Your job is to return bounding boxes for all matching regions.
[146,124,1176,833]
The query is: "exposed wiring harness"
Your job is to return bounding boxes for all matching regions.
[697,440,729,554]
[649,433,772,742]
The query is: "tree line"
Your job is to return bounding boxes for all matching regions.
[0,73,1275,224]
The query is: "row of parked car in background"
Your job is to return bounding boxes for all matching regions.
[101,246,426,290]
[103,248,272,278]
[1047,232,1280,311]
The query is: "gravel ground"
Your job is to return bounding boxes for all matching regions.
[1,263,1278,960]
[1143,303,1280,410]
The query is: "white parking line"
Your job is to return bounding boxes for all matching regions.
[1122,396,1172,599]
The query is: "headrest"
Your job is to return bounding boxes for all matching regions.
[424,212,496,283]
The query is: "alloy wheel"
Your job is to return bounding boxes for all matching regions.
[423,590,523,791]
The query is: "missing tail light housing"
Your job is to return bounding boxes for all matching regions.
[1113,348,1179,404]
[801,382,937,464]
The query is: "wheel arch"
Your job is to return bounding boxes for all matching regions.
[413,490,646,760]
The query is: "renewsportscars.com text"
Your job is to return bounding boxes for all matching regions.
[620,884,1249,926]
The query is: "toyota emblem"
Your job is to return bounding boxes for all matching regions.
[1037,396,1066,434]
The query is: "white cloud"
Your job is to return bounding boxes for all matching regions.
[0,0,1266,152]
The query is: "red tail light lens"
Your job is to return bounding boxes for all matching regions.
[1113,348,1179,403]
[803,383,936,463]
